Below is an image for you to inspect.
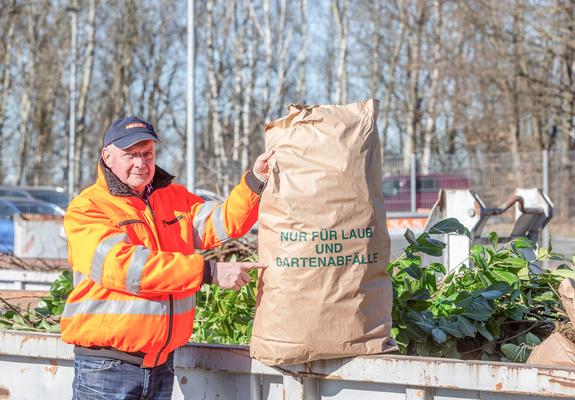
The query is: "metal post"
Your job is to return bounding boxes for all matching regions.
[282,374,318,400]
[542,150,549,248]
[250,374,262,400]
[410,153,417,213]
[186,0,196,192]
[67,4,78,198]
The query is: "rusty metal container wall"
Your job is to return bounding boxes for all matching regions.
[0,331,574,400]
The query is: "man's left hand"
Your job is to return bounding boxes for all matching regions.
[252,149,274,182]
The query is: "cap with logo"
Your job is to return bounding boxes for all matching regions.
[103,116,161,149]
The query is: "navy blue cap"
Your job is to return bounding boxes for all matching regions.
[103,116,160,149]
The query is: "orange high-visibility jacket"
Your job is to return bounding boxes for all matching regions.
[61,161,262,367]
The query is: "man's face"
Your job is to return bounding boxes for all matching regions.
[102,140,156,196]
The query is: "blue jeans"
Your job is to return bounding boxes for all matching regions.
[72,354,174,400]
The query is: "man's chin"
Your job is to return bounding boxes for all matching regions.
[129,178,150,191]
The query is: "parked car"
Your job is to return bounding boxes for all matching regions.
[0,197,65,217]
[0,199,20,253]
[20,186,69,210]
[0,186,69,210]
[0,187,33,199]
[0,197,65,254]
[382,174,470,212]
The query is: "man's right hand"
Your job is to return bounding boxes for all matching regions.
[212,262,267,290]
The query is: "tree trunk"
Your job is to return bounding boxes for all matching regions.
[16,90,31,185]
[268,0,289,118]
[76,0,97,188]
[381,0,406,157]
[32,102,54,185]
[16,10,38,185]
[507,11,524,182]
[206,0,228,189]
[232,0,243,182]
[403,0,425,172]
[262,0,273,120]
[421,0,442,174]
[297,0,308,102]
[0,13,15,182]
[242,0,256,172]
[332,0,350,104]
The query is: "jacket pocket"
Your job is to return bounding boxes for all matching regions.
[118,219,146,227]
[162,214,184,226]
[76,357,122,372]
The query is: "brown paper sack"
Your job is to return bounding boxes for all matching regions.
[558,278,575,324]
[526,332,575,368]
[250,99,394,366]
[526,278,575,368]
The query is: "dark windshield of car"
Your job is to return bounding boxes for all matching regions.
[416,177,438,192]
[0,189,30,199]
[10,200,63,216]
[24,189,69,209]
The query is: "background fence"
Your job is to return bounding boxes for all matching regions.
[2,149,574,253]
[383,150,575,256]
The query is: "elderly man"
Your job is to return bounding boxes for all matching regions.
[61,116,272,400]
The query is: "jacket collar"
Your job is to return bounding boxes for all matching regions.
[97,158,175,197]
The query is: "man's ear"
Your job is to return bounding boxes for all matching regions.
[101,146,112,168]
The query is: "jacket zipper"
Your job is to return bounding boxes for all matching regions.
[118,219,145,227]
[144,194,175,367]
[154,294,174,366]
[162,214,184,225]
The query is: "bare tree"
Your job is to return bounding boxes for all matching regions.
[15,4,39,184]
[241,0,256,172]
[332,0,350,104]
[297,0,308,102]
[0,4,17,182]
[403,0,426,171]
[75,0,97,188]
[421,0,442,174]
[232,0,244,175]
[378,0,407,156]
[205,0,228,188]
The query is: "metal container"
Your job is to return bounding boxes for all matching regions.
[0,331,573,399]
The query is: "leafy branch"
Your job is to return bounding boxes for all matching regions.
[389,218,573,362]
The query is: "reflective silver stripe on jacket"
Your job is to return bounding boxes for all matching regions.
[62,294,196,318]
[73,272,84,287]
[125,246,151,295]
[90,233,129,284]
[192,201,219,248]
[211,206,230,243]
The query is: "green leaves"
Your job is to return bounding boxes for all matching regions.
[459,298,495,321]
[427,218,470,236]
[457,316,477,337]
[400,219,469,259]
[192,268,259,345]
[488,270,519,285]
[403,228,446,257]
[479,283,511,299]
[501,343,529,363]
[432,327,448,344]
[388,218,574,362]
[0,270,72,333]
[1,217,572,366]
